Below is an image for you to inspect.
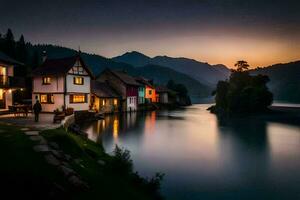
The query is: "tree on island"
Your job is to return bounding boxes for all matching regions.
[210,61,273,114]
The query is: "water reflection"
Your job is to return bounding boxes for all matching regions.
[81,105,300,200]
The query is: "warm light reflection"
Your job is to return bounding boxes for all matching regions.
[113,118,119,140]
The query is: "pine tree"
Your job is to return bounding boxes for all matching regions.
[4,29,16,58]
[16,35,27,63]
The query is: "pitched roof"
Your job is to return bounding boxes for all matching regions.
[0,51,23,65]
[107,69,141,86]
[135,77,154,88]
[91,80,120,98]
[32,55,93,77]
[156,85,172,93]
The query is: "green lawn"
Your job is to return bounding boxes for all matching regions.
[0,124,158,199]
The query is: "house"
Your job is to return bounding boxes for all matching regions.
[97,69,140,112]
[135,77,157,104]
[32,55,93,112]
[91,80,121,113]
[156,86,175,104]
[0,52,25,109]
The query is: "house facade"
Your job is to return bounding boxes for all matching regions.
[32,55,93,112]
[91,80,120,113]
[0,52,24,109]
[97,69,140,112]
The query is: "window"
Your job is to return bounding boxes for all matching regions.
[0,89,3,100]
[70,94,86,103]
[71,66,84,75]
[113,99,118,105]
[40,94,54,104]
[73,77,84,85]
[42,77,51,85]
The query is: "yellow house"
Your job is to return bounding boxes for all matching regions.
[91,80,121,113]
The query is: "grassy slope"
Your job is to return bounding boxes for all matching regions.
[0,124,71,199]
[0,124,154,200]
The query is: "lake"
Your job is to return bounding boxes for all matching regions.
[81,104,300,200]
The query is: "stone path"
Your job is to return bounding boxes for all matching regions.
[23,129,89,190]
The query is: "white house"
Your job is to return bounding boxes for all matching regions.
[0,52,24,109]
[32,55,93,112]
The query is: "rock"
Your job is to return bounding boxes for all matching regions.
[49,142,60,150]
[29,136,47,144]
[68,175,89,190]
[97,160,105,166]
[59,165,76,177]
[33,144,51,152]
[51,149,64,160]
[24,131,39,136]
[64,154,72,161]
[44,154,61,166]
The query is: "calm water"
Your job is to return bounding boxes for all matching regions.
[81,104,300,200]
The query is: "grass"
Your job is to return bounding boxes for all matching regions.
[41,128,156,200]
[0,124,158,199]
[0,124,72,199]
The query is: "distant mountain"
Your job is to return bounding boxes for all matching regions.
[30,45,212,98]
[252,61,300,103]
[113,51,151,67]
[112,51,230,86]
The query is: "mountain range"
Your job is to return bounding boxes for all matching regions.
[113,51,230,86]
[31,45,300,103]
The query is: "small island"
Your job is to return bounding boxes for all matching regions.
[209,60,273,114]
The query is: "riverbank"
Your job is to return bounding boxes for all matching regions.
[0,124,163,200]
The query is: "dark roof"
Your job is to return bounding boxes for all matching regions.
[0,51,23,65]
[91,80,120,98]
[156,86,172,93]
[135,77,154,87]
[108,70,141,86]
[32,55,93,77]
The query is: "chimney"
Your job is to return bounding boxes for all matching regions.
[42,51,47,62]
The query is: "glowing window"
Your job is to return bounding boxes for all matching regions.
[42,77,51,85]
[40,94,54,104]
[70,94,86,103]
[73,77,84,85]
[113,99,118,105]
[0,89,3,100]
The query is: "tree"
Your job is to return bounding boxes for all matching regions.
[3,29,16,58]
[234,60,250,72]
[210,60,273,114]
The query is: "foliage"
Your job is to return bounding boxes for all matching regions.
[105,145,164,199]
[211,61,273,113]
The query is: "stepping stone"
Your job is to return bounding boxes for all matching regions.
[44,154,61,166]
[49,142,59,150]
[25,131,39,136]
[64,154,72,161]
[59,165,76,177]
[97,160,105,166]
[20,128,30,131]
[29,136,47,144]
[68,175,88,190]
[33,144,51,152]
[51,150,65,160]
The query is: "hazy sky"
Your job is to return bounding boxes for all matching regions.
[1,0,300,67]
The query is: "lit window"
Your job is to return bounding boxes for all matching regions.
[73,77,84,85]
[70,94,86,103]
[113,99,118,105]
[40,94,54,104]
[42,77,51,85]
[0,89,3,100]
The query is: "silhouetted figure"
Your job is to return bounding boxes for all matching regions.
[33,100,42,122]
